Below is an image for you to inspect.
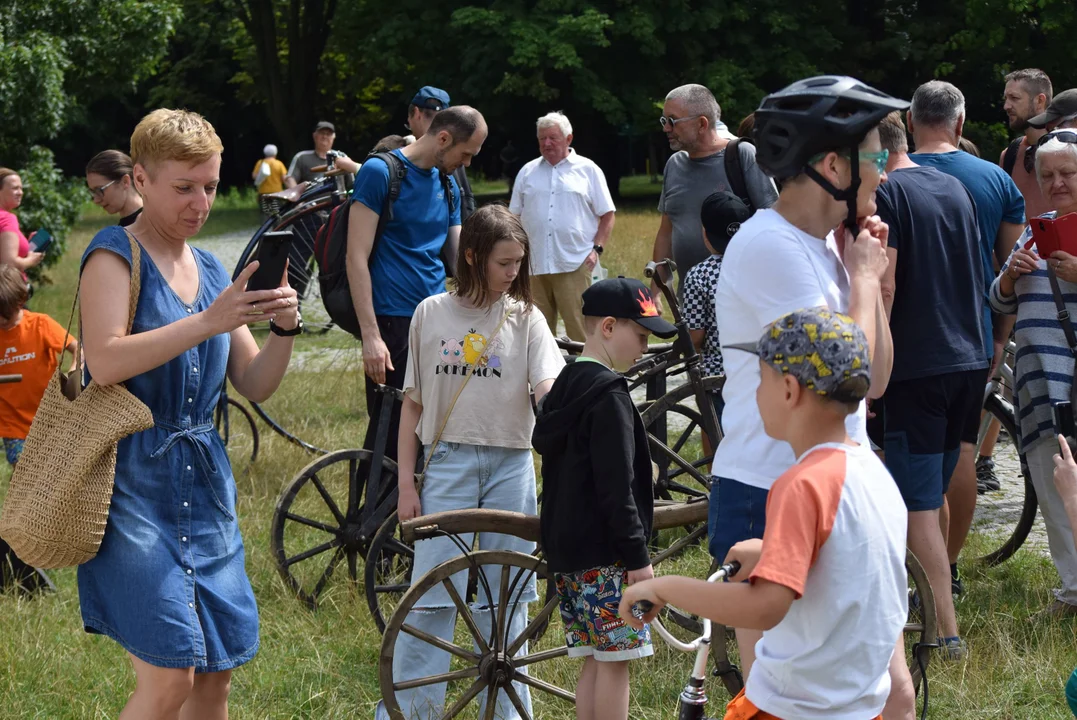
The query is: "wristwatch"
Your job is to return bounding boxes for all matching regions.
[593,244,604,256]
[270,317,303,337]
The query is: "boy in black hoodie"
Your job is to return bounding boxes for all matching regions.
[533,277,677,720]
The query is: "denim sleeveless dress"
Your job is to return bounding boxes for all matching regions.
[76,226,259,672]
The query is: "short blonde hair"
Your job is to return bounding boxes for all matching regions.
[130,109,223,171]
[0,264,29,318]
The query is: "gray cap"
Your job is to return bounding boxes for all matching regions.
[1029,89,1077,129]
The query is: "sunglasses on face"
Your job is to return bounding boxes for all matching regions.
[89,178,118,199]
[808,149,889,175]
[659,115,701,129]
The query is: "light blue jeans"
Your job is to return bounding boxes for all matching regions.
[376,443,538,720]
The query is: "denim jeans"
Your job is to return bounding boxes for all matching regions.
[376,443,538,720]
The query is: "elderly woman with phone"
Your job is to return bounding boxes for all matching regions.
[0,168,44,279]
[991,128,1077,618]
[77,108,300,720]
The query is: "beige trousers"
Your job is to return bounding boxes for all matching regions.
[532,262,591,342]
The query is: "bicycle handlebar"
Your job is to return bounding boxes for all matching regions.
[633,560,741,653]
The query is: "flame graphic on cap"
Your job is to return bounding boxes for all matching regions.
[637,289,659,317]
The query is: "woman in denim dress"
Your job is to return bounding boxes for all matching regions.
[77,109,301,719]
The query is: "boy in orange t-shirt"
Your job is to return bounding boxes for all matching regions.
[0,265,76,466]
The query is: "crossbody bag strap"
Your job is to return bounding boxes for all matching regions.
[1048,265,1077,355]
[415,301,514,491]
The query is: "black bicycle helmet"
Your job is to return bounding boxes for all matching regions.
[754,76,910,230]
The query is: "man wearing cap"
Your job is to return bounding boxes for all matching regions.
[406,87,477,221]
[510,111,616,342]
[1000,69,1054,221]
[252,144,288,195]
[284,121,359,188]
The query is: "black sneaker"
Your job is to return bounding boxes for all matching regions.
[976,456,1001,494]
[952,575,964,598]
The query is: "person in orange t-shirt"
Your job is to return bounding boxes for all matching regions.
[0,264,76,465]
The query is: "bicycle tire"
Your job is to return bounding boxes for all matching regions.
[233,193,341,335]
[214,394,260,465]
[973,392,1038,566]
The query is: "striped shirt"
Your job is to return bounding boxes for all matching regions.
[989,212,1076,452]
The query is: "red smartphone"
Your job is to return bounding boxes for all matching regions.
[1030,213,1077,257]
[1031,217,1061,258]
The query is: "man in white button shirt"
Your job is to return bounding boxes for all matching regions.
[510,112,615,341]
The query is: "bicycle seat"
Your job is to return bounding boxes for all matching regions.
[263,182,310,204]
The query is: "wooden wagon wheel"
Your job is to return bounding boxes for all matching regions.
[380,550,572,720]
[270,448,398,609]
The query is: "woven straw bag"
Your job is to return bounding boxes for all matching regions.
[0,231,154,568]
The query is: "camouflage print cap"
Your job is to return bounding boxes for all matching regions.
[728,307,872,402]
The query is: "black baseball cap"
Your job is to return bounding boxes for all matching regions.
[412,86,451,112]
[1029,89,1077,129]
[582,278,677,338]
[701,192,751,251]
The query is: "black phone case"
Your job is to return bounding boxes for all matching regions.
[1054,402,1075,441]
[247,231,293,292]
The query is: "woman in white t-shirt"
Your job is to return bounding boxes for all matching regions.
[376,204,565,720]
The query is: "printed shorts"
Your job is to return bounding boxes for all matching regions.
[2,438,24,467]
[555,563,653,662]
[723,689,881,720]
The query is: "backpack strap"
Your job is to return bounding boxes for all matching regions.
[1002,137,1023,176]
[440,170,458,216]
[365,152,407,262]
[724,138,752,211]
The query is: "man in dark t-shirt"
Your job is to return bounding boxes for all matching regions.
[874,111,987,657]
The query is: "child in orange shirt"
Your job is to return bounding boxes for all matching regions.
[0,264,76,466]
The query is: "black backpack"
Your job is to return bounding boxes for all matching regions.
[723,138,755,212]
[1002,137,1023,176]
[314,151,457,339]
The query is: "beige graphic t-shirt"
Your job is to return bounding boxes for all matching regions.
[403,293,565,449]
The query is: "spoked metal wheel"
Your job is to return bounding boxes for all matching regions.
[638,376,723,503]
[905,549,936,690]
[270,448,398,609]
[380,550,572,720]
[366,512,414,633]
[973,392,1038,566]
[214,393,260,468]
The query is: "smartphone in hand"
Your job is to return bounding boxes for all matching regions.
[1054,401,1075,442]
[30,228,53,254]
[245,231,293,292]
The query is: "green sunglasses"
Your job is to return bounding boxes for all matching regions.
[809,149,889,175]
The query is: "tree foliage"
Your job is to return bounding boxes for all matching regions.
[0,0,181,273]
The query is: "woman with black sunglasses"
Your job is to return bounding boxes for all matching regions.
[991,128,1077,619]
[85,150,144,227]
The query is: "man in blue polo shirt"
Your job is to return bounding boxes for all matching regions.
[346,105,487,463]
[907,80,1025,592]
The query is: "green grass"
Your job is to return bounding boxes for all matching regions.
[2,210,1076,718]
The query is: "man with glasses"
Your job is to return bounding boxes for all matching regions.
[651,84,776,289]
[404,87,476,222]
[1000,69,1054,221]
[907,80,1025,603]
